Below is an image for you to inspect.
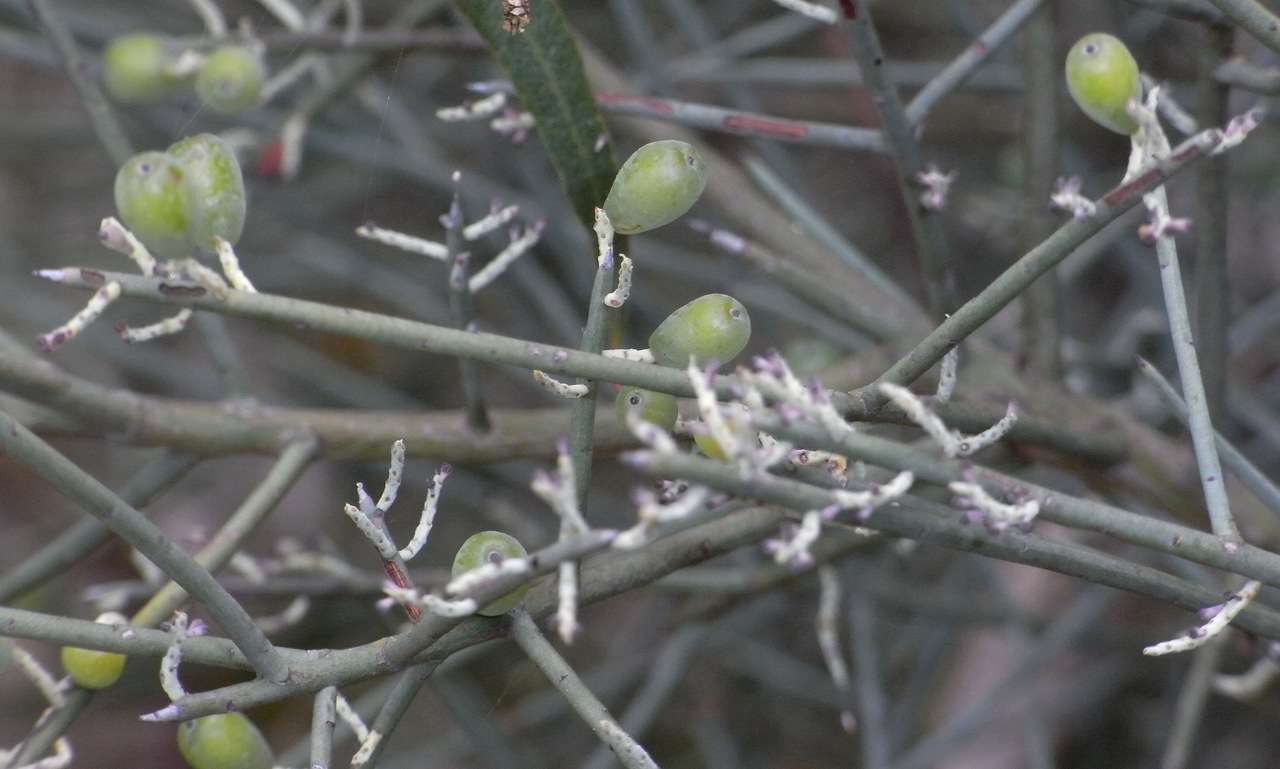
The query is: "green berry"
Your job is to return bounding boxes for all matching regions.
[168,133,246,250]
[103,34,184,103]
[1065,33,1142,135]
[452,531,529,616]
[615,386,678,431]
[60,645,126,690]
[114,151,193,259]
[195,46,265,115]
[603,140,707,235]
[693,429,729,461]
[177,713,274,769]
[648,293,751,368]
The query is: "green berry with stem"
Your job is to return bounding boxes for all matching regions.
[648,293,751,368]
[60,612,128,690]
[103,34,185,103]
[616,386,678,431]
[168,133,247,250]
[1065,33,1142,135]
[195,46,265,115]
[177,713,274,769]
[604,140,707,235]
[452,531,529,616]
[114,151,193,259]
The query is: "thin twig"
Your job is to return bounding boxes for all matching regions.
[0,409,290,684]
[310,686,338,769]
[27,0,133,166]
[1137,357,1280,518]
[904,0,1044,126]
[842,0,955,317]
[1204,0,1280,54]
[510,610,661,769]
[1160,639,1225,769]
[446,180,491,432]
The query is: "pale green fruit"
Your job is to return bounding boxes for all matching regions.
[603,140,707,235]
[615,386,679,431]
[114,151,193,259]
[103,34,185,103]
[452,531,529,616]
[1065,33,1142,135]
[195,46,265,115]
[177,713,274,769]
[648,294,751,368]
[168,133,246,250]
[60,645,126,690]
[693,430,729,461]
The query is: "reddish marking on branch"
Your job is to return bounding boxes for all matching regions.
[839,0,857,19]
[157,283,208,298]
[1101,141,1209,207]
[971,40,988,56]
[255,140,285,178]
[723,115,809,140]
[383,561,423,622]
[594,92,675,115]
[80,269,106,285]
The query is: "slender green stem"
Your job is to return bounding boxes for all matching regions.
[1122,0,1225,23]
[852,126,1227,414]
[904,0,1044,126]
[843,0,955,318]
[352,660,443,767]
[1204,0,1280,54]
[311,686,339,769]
[631,451,1280,635]
[849,591,890,769]
[753,414,1280,588]
[510,609,661,769]
[1195,24,1235,421]
[1137,357,1280,517]
[28,271,1128,463]
[0,451,197,603]
[131,438,317,627]
[27,0,132,166]
[1214,59,1280,94]
[0,408,289,683]
[8,688,91,767]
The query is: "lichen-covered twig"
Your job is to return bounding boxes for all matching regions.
[879,382,1017,458]
[1144,580,1261,655]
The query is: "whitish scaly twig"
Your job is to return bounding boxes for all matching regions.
[151,612,207,706]
[532,370,589,399]
[467,221,545,292]
[816,567,856,733]
[1144,580,1261,656]
[949,476,1040,531]
[605,255,633,308]
[1,646,74,769]
[768,0,837,23]
[120,310,193,343]
[935,347,958,403]
[533,442,591,643]
[214,238,257,293]
[99,218,156,276]
[11,646,64,708]
[463,203,519,240]
[1127,87,1242,547]
[335,691,370,745]
[616,484,712,549]
[436,91,507,121]
[1048,176,1097,219]
[36,280,120,352]
[491,109,535,141]
[382,584,478,618]
[355,222,449,260]
[511,610,662,769]
[398,464,451,561]
[742,352,852,441]
[1213,645,1280,699]
[444,558,531,597]
[764,511,825,567]
[879,382,1017,458]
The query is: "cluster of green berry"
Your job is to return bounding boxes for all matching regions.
[114,133,247,259]
[601,141,751,460]
[104,34,265,115]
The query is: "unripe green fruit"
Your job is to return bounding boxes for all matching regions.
[604,140,707,235]
[615,386,678,431]
[195,46,265,115]
[177,713,274,769]
[168,133,247,250]
[648,293,751,368]
[103,34,184,103]
[1065,33,1142,135]
[60,645,126,689]
[693,430,729,461]
[114,151,193,259]
[452,531,529,616]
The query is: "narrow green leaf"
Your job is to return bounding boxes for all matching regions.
[455,0,616,228]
